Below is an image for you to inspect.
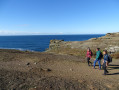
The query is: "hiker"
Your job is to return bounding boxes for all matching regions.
[102,50,109,75]
[93,48,103,70]
[86,47,93,66]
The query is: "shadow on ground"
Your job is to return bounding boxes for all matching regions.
[107,72,119,75]
[109,65,119,69]
[107,64,119,75]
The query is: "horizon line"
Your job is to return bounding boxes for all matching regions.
[0,33,106,36]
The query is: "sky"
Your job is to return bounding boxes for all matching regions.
[0,0,119,35]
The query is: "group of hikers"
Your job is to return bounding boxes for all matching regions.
[86,47,112,75]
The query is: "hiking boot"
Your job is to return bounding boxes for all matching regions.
[106,71,109,73]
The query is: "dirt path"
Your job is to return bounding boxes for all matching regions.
[0,51,119,90]
[38,58,119,89]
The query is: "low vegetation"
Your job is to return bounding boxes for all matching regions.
[111,52,119,59]
[48,47,86,57]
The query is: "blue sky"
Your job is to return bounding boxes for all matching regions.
[0,0,119,35]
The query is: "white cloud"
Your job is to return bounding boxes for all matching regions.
[0,30,107,35]
[0,30,37,35]
[0,30,65,35]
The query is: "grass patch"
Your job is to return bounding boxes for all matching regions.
[48,47,99,58]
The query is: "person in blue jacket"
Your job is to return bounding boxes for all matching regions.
[93,48,102,69]
[102,50,109,75]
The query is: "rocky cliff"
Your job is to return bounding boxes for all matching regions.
[46,32,119,57]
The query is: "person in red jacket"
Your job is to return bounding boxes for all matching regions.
[86,47,93,66]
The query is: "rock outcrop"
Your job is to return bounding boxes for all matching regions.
[49,40,64,50]
[46,32,119,55]
[106,32,119,37]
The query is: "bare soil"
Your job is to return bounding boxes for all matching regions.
[0,49,119,90]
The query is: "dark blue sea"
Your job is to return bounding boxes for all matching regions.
[0,34,105,52]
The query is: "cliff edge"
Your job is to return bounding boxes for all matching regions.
[47,32,119,57]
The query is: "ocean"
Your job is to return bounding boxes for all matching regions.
[0,34,105,52]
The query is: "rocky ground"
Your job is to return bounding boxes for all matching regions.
[0,49,119,90]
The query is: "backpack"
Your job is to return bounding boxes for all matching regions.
[91,51,93,56]
[108,55,112,63]
[100,52,103,59]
